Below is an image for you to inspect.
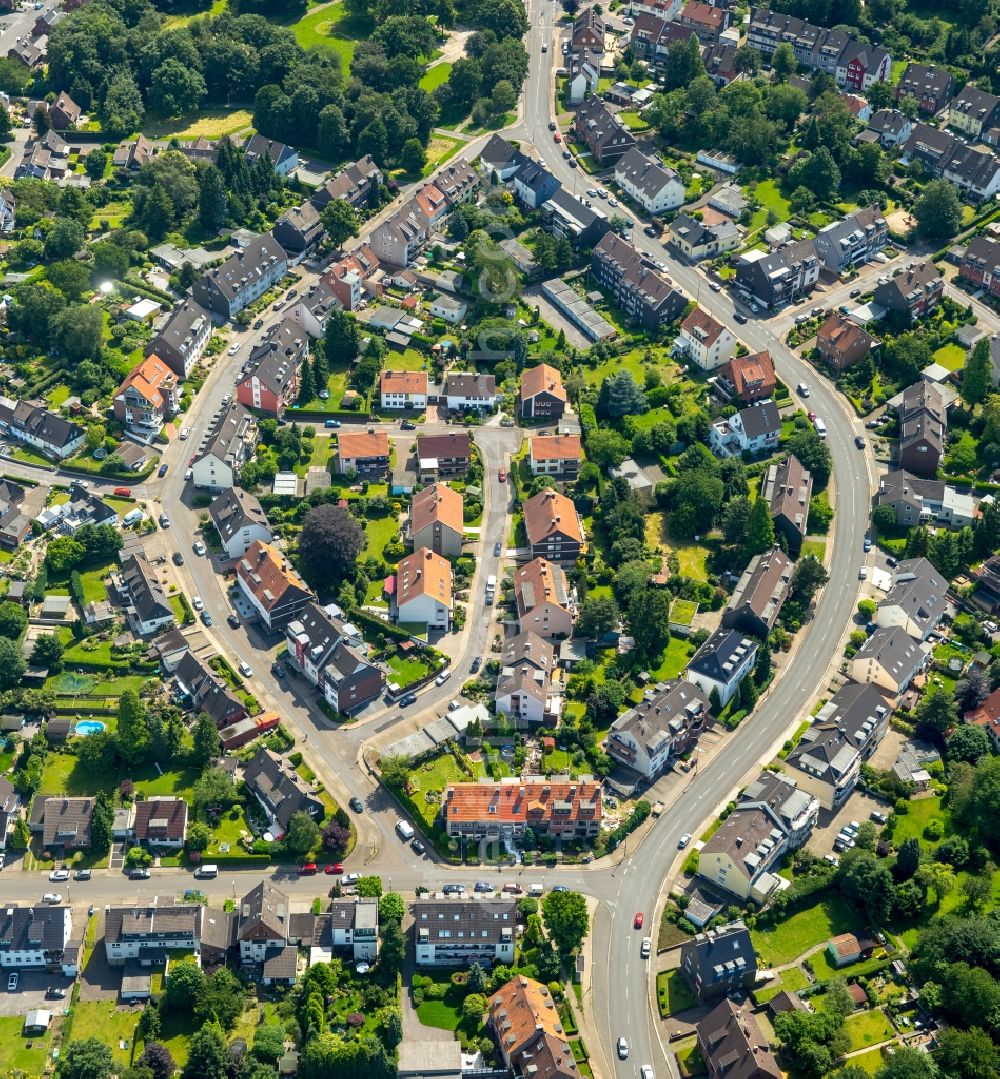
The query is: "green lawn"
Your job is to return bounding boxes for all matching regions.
[79,566,111,604]
[399,751,486,832]
[751,892,858,966]
[647,636,696,681]
[755,965,810,1003]
[802,538,827,562]
[843,1009,895,1052]
[419,62,452,92]
[69,1001,140,1069]
[41,751,117,797]
[669,598,698,626]
[417,997,463,1030]
[290,1,366,67]
[932,342,966,372]
[386,652,431,686]
[390,348,429,372]
[754,179,791,221]
[843,1048,889,1075]
[888,795,947,850]
[656,970,697,1017]
[46,383,72,406]
[0,1016,51,1075]
[364,513,401,560]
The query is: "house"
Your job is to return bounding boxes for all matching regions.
[866,108,913,147]
[529,435,582,478]
[30,796,93,850]
[132,798,188,849]
[415,898,516,967]
[512,160,561,210]
[193,234,288,318]
[812,206,888,274]
[677,0,726,42]
[613,147,685,214]
[848,625,927,695]
[0,397,85,460]
[236,879,294,973]
[828,933,868,968]
[479,134,525,181]
[104,906,202,967]
[190,401,258,491]
[0,187,14,233]
[874,262,943,323]
[572,5,605,52]
[513,557,576,639]
[394,548,453,632]
[897,380,946,478]
[519,363,566,421]
[435,159,480,206]
[336,429,390,478]
[152,627,192,674]
[816,313,876,370]
[112,134,154,172]
[445,373,496,412]
[320,636,386,714]
[628,13,692,62]
[607,679,710,781]
[610,458,655,505]
[740,771,819,850]
[317,246,381,316]
[680,922,757,1003]
[113,355,180,436]
[47,91,80,130]
[380,370,428,411]
[958,235,1000,301]
[409,482,464,558]
[523,488,584,564]
[567,58,600,105]
[720,351,775,404]
[416,432,471,478]
[147,300,213,380]
[966,686,1000,753]
[243,134,298,176]
[908,127,1000,201]
[8,39,43,67]
[243,748,324,832]
[709,401,781,458]
[703,42,747,87]
[841,93,872,124]
[896,62,954,113]
[414,183,448,227]
[429,295,468,325]
[488,976,578,1079]
[310,155,383,210]
[573,96,637,166]
[322,897,379,961]
[893,740,940,789]
[117,554,174,637]
[0,479,29,552]
[591,232,687,330]
[237,540,312,632]
[697,999,781,1079]
[875,557,947,641]
[370,204,429,268]
[722,547,793,638]
[697,801,788,902]
[878,470,975,528]
[676,307,737,370]
[788,682,890,809]
[973,554,1000,613]
[495,634,559,729]
[235,319,306,417]
[175,652,247,730]
[686,627,758,707]
[209,487,272,561]
[272,202,324,255]
[0,906,73,975]
[762,455,812,557]
[669,212,740,261]
[947,85,1000,138]
[541,190,613,251]
[735,240,820,309]
[442,779,602,842]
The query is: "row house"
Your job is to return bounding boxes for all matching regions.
[112,356,180,437]
[208,487,272,561]
[441,778,602,842]
[409,482,464,558]
[193,234,288,318]
[514,557,576,639]
[495,631,559,730]
[541,190,612,251]
[973,554,1000,613]
[326,898,379,962]
[513,160,561,210]
[698,1000,781,1079]
[272,201,324,255]
[896,62,954,114]
[668,212,740,262]
[0,187,14,233]
[116,554,174,637]
[310,155,383,210]
[901,124,1000,202]
[816,312,877,370]
[762,454,812,557]
[945,85,1000,139]
[370,203,429,268]
[416,431,471,479]
[414,183,448,228]
[607,679,710,783]
[174,651,247,730]
[190,401,258,491]
[104,906,201,968]
[235,319,306,417]
[878,470,975,529]
[734,239,820,308]
[812,205,888,274]
[591,232,687,331]
[613,146,685,215]
[0,396,84,460]
[708,401,781,458]
[523,488,584,564]
[380,369,428,411]
[243,134,298,176]
[393,548,453,633]
[147,299,212,379]
[237,539,312,632]
[959,235,1000,301]
[676,0,727,42]
[519,363,566,420]
[0,906,74,976]
[627,13,694,63]
[675,307,737,371]
[573,96,637,166]
[415,899,516,968]
[897,379,946,477]
[720,350,776,404]
[529,435,582,478]
[336,429,390,479]
[721,546,793,638]
[435,159,480,207]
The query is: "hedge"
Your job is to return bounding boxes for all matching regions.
[189,852,271,867]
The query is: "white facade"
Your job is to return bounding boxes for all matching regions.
[191,453,235,492]
[676,322,737,370]
[219,519,271,561]
[445,390,496,411]
[685,647,756,708]
[614,161,685,215]
[429,297,468,324]
[396,591,451,632]
[380,389,427,410]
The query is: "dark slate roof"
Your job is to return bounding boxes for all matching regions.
[0,905,69,957]
[680,921,756,990]
[738,401,780,439]
[688,628,757,684]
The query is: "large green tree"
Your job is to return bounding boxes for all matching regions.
[914,180,963,242]
[541,889,589,954]
[61,1038,114,1079]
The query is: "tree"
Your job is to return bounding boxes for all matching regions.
[181,1021,228,1079]
[577,594,620,638]
[191,712,221,767]
[31,630,63,668]
[324,308,361,364]
[746,497,776,555]
[916,682,958,735]
[322,818,350,855]
[916,860,955,903]
[597,370,646,419]
[198,164,228,232]
[356,875,383,897]
[824,978,855,1022]
[299,504,365,587]
[61,1038,114,1079]
[948,724,990,764]
[914,180,963,242]
[379,753,408,787]
[838,850,896,923]
[85,148,107,180]
[150,58,207,116]
[298,358,316,404]
[961,871,993,910]
[468,963,488,993]
[895,836,921,881]
[962,337,992,408]
[380,919,405,973]
[786,429,832,487]
[251,1024,287,1065]
[285,810,320,856]
[628,589,672,660]
[873,1046,937,1079]
[936,1027,1000,1079]
[771,41,796,80]
[116,689,149,763]
[192,768,237,813]
[51,305,104,362]
[186,821,211,853]
[195,968,244,1029]
[463,993,487,1023]
[32,104,49,135]
[136,1004,161,1045]
[100,69,144,138]
[91,791,114,855]
[789,147,841,201]
[586,429,630,470]
[542,890,589,954]
[164,958,205,1013]
[44,217,85,262]
[321,199,359,250]
[378,892,404,924]
[376,1007,403,1049]
[790,555,828,605]
[138,1044,176,1079]
[0,636,26,692]
[0,600,26,640]
[400,138,427,173]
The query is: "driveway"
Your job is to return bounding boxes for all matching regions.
[805,790,889,858]
[0,970,69,1017]
[524,285,593,349]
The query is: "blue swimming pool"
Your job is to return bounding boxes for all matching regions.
[75,720,106,737]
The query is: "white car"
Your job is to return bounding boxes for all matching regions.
[238,662,253,678]
[192,596,204,611]
[617,1038,629,1060]
[343,872,360,886]
[42,893,62,904]
[7,972,17,991]
[48,869,69,882]
[227,343,241,356]
[678,833,692,848]
[193,542,206,556]
[608,197,619,207]
[180,427,190,440]
[640,937,651,958]
[184,468,193,481]
[859,567,868,580]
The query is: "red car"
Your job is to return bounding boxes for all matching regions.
[634,912,644,929]
[807,410,816,423]
[498,468,507,482]
[298,863,318,875]
[553,132,562,143]
[113,487,131,497]
[324,863,344,875]
[189,455,197,466]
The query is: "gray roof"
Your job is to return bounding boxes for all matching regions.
[853,625,925,682]
[413,898,516,944]
[119,554,172,625]
[812,681,891,747]
[446,372,495,398]
[724,547,792,631]
[614,146,680,200]
[740,771,815,831]
[610,679,710,754]
[243,746,322,829]
[238,879,289,941]
[501,631,556,673]
[481,133,524,170]
[763,455,812,537]
[195,234,286,305]
[262,945,298,979]
[0,396,84,452]
[738,401,781,439]
[148,300,212,372]
[688,628,757,685]
[243,319,307,396]
[0,905,69,957]
[813,206,886,264]
[680,921,756,990]
[244,134,297,168]
[878,469,946,506]
[195,401,256,472]
[209,487,269,546]
[878,556,947,636]
[698,999,781,1079]
[700,802,785,881]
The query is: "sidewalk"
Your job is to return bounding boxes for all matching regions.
[574,895,610,1079]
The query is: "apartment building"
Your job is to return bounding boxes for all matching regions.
[236,539,312,632]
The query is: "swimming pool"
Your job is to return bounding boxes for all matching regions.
[74,720,106,737]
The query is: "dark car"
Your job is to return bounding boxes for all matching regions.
[568,159,577,168]
[158,463,168,478]
[643,224,658,237]
[552,885,570,893]
[172,552,185,566]
[734,311,748,324]
[227,613,240,629]
[253,319,264,329]
[442,884,466,895]
[401,420,416,430]
[271,661,285,677]
[349,796,364,813]
[159,513,170,528]
[200,611,213,626]
[471,657,482,674]
[850,287,862,298]
[855,435,866,449]
[494,542,502,557]
[399,692,417,707]
[412,839,426,855]
[46,987,67,999]
[73,869,91,881]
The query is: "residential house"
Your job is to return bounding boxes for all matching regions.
[591,232,687,330]
[573,96,637,165]
[442,779,602,842]
[416,432,471,479]
[104,905,202,967]
[812,206,888,274]
[0,397,85,460]
[0,479,28,551]
[488,976,578,1079]
[394,548,453,632]
[848,625,927,694]
[697,999,781,1079]
[762,455,812,557]
[193,234,288,318]
[572,5,605,52]
[703,42,747,87]
[669,212,740,261]
[902,124,1000,201]
[607,679,710,782]
[677,0,726,42]
[8,39,43,67]
[513,557,576,639]
[235,880,300,986]
[866,108,913,147]
[132,798,188,850]
[529,435,582,478]
[946,85,1000,138]
[429,295,468,325]
[208,487,272,561]
[720,351,775,404]
[117,554,174,637]
[235,319,306,417]
[237,540,312,632]
[336,429,390,478]
[959,235,1000,301]
[243,748,324,832]
[380,370,428,411]
[151,627,190,673]
[697,801,789,902]
[541,189,613,250]
[709,401,781,458]
[30,796,93,851]
[722,547,793,638]
[310,155,383,210]
[317,246,381,316]
[244,134,298,176]
[495,632,559,729]
[897,380,946,477]
[676,307,737,370]
[47,92,80,130]
[272,202,324,255]
[113,355,179,436]
[519,363,566,420]
[415,899,516,967]
[628,13,693,63]
[523,488,584,564]
[735,240,820,308]
[896,62,954,113]
[370,203,429,268]
[613,147,685,214]
[567,58,600,105]
[0,187,14,233]
[435,160,480,206]
[414,183,448,227]
[878,470,975,528]
[740,771,819,850]
[967,687,1000,753]
[147,300,212,380]
[190,401,258,491]
[686,627,758,708]
[512,160,561,210]
[479,134,525,181]
[680,922,757,1003]
[0,906,73,975]
[445,373,496,412]
[409,482,464,558]
[174,651,246,730]
[974,554,1000,613]
[816,312,877,370]
[874,261,944,323]
[875,556,947,641]
[326,898,379,960]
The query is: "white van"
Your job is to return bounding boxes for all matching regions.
[528,883,545,896]
[396,820,415,841]
[194,864,218,879]
[435,668,451,686]
[122,509,144,527]
[813,417,827,439]
[485,575,497,606]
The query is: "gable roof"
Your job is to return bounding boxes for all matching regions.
[243,747,322,830]
[238,879,289,941]
[726,351,775,397]
[396,548,452,608]
[446,372,496,398]
[380,369,428,396]
[237,541,310,614]
[338,429,389,460]
[688,627,756,684]
[697,998,781,1079]
[530,435,582,462]
[410,482,464,538]
[120,553,172,625]
[852,625,925,680]
[614,146,680,199]
[763,455,812,534]
[879,556,947,634]
[610,679,710,753]
[243,318,306,396]
[209,487,270,547]
[132,798,188,842]
[681,306,728,348]
[513,557,572,615]
[489,975,578,1079]
[521,363,566,403]
[417,431,471,462]
[522,488,583,545]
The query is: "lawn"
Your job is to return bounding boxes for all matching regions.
[656,970,697,1017]
[391,347,429,371]
[843,1009,895,1052]
[89,200,132,230]
[291,0,367,67]
[0,1016,51,1075]
[420,61,452,92]
[676,1039,707,1077]
[888,795,946,850]
[386,652,431,687]
[802,538,827,562]
[669,598,698,627]
[400,751,486,832]
[755,965,810,1003]
[416,996,463,1030]
[46,383,72,406]
[41,750,117,797]
[751,892,858,966]
[582,348,650,387]
[132,763,202,800]
[647,636,696,681]
[143,108,253,140]
[69,1001,140,1069]
[844,1048,889,1075]
[421,134,465,177]
[364,513,401,560]
[754,179,791,221]
[932,342,966,372]
[79,566,112,603]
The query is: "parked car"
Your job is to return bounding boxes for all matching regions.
[399,692,417,707]
[193,541,206,555]
[859,567,868,580]
[401,420,416,430]
[271,661,285,677]
[238,662,253,678]
[200,611,213,626]
[349,797,364,813]
[855,435,866,449]
[158,463,168,478]
[442,884,466,895]
[870,810,888,824]
[180,427,190,440]
[129,868,150,880]
[343,872,360,885]
[73,869,91,881]
[172,552,185,566]
[7,973,17,991]
[298,863,319,875]
[114,487,131,496]
[48,869,69,882]
[734,311,748,324]
[324,863,344,875]
[42,893,62,903]
[678,833,692,849]
[474,881,493,893]
[192,596,204,611]
[46,986,67,999]
[227,613,241,629]
[412,840,426,855]
[470,657,482,674]
[159,513,170,528]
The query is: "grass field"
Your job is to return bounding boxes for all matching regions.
[0,1016,51,1075]
[644,512,711,580]
[417,997,463,1030]
[143,109,253,140]
[291,1,367,65]
[669,598,698,626]
[656,970,697,1017]
[888,795,946,849]
[932,342,966,372]
[364,513,401,559]
[420,62,452,92]
[69,1002,141,1070]
[802,538,827,562]
[648,636,696,681]
[422,134,465,177]
[752,892,857,966]
[403,751,485,832]
[844,1009,895,1052]
[386,652,431,686]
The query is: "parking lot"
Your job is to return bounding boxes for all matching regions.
[806,788,892,859]
[0,969,72,1018]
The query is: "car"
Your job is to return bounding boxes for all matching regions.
[46,986,67,999]
[221,394,232,405]
[850,287,862,298]
[617,1038,629,1060]
[734,311,748,324]
[298,863,318,875]
[271,661,285,678]
[855,435,866,449]
[553,132,561,142]
[192,596,204,611]
[324,419,342,429]
[498,467,507,482]
[597,189,609,199]
[159,513,170,528]
[114,487,132,496]
[608,197,619,207]
[502,883,523,894]
[180,427,190,440]
[471,657,482,674]
[412,840,426,854]
[678,833,692,849]
[807,410,817,423]
[568,159,577,168]
[227,613,241,629]
[227,343,241,356]
[448,699,461,712]
[324,863,344,875]
[541,42,547,50]
[349,797,364,813]
[238,661,253,678]
[158,463,169,478]
[641,1068,655,1079]
[870,810,888,824]
[129,868,150,880]
[189,455,197,466]
[641,937,651,958]
[172,551,185,566]
[749,302,760,313]
[548,121,557,131]
[200,611,213,626]
[399,692,417,707]
[435,669,451,686]
[7,973,17,991]
[342,872,360,886]
[643,224,657,238]
[400,420,416,430]
[442,884,466,895]
[287,288,298,299]
[709,280,722,291]
[185,469,193,481]
[73,869,91,881]
[634,912,644,929]
[859,567,868,580]
[253,319,264,329]
[474,881,493,893]
[864,537,872,552]
[561,149,572,159]
[193,541,206,555]
[49,869,69,882]
[839,303,851,314]
[494,541,502,558]
[797,383,810,397]
[551,885,569,892]
[886,555,898,569]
